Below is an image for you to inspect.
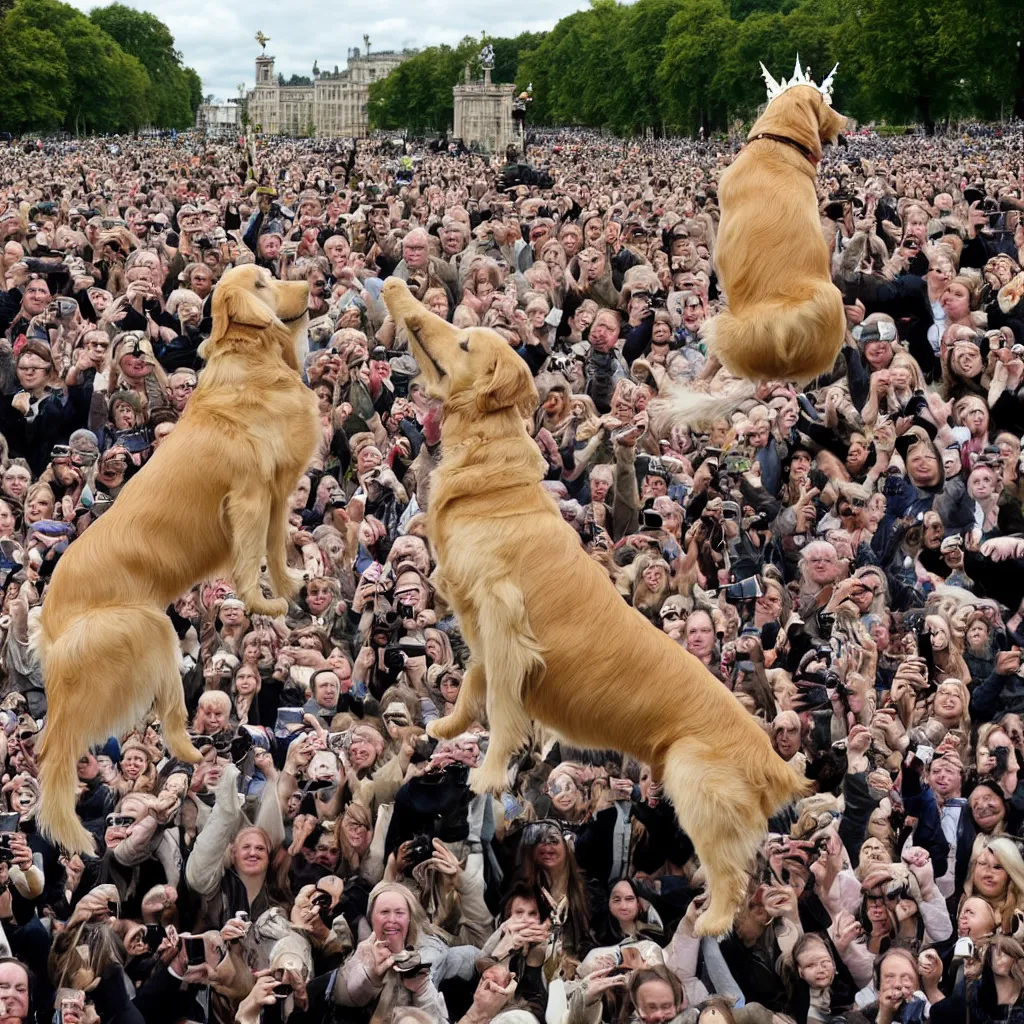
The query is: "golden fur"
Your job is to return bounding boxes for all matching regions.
[711,86,848,381]
[382,279,807,935]
[37,265,321,854]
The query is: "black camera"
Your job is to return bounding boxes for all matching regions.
[410,736,436,764]
[403,834,435,874]
[640,508,663,531]
[309,887,333,925]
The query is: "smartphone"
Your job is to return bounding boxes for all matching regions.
[184,936,206,966]
[916,621,935,679]
[0,813,19,834]
[144,924,165,952]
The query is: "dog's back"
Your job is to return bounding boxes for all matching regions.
[711,87,846,381]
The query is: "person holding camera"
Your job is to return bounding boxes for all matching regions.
[0,342,89,476]
[332,881,449,1021]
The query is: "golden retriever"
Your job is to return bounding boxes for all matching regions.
[711,85,848,381]
[382,278,806,935]
[37,265,321,854]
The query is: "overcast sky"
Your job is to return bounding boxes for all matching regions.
[67,0,587,101]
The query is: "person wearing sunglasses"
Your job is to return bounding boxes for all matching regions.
[512,819,593,959]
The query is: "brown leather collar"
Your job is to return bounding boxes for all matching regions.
[748,132,818,166]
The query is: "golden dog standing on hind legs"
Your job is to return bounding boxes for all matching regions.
[36,265,320,856]
[710,58,848,382]
[381,278,807,936]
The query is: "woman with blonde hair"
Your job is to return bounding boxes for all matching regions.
[960,837,1024,934]
[334,880,448,1022]
[924,612,971,689]
[332,801,376,880]
[928,678,971,737]
[555,394,611,491]
[943,332,991,404]
[107,331,171,421]
[420,286,450,322]
[862,351,926,427]
[966,933,1024,1019]
[423,627,454,671]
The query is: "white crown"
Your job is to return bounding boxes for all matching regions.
[760,55,838,107]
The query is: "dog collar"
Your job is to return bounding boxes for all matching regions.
[748,132,818,166]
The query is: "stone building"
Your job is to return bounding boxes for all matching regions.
[452,64,516,154]
[245,47,411,137]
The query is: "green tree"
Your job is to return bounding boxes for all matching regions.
[0,22,69,131]
[5,0,150,132]
[658,0,739,134]
[90,2,200,128]
[183,66,203,119]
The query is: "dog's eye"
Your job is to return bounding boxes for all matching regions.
[459,340,470,352]
[254,281,266,290]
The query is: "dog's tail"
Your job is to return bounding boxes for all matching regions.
[36,601,184,856]
[36,613,98,855]
[37,712,97,856]
[709,279,846,383]
[647,381,757,437]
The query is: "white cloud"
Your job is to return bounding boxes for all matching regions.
[65,0,586,102]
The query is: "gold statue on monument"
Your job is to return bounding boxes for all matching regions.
[256,31,270,53]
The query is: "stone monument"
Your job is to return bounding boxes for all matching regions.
[452,46,516,155]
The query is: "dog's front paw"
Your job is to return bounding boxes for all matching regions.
[469,765,509,796]
[693,904,738,938]
[246,596,289,618]
[427,717,460,740]
[176,742,204,765]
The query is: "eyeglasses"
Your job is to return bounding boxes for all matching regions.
[19,363,51,372]
[106,814,136,828]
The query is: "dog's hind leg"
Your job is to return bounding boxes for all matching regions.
[38,605,188,853]
[223,484,287,617]
[467,581,544,796]
[265,474,305,600]
[659,738,765,937]
[37,708,96,855]
[427,662,486,740]
[152,617,202,765]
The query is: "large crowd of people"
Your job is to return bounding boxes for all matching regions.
[0,122,1023,1024]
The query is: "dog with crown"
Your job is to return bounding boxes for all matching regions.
[706,57,849,383]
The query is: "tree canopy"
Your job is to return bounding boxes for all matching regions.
[0,0,202,134]
[368,0,1024,136]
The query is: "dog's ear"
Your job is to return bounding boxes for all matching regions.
[821,101,847,144]
[476,352,537,418]
[201,280,277,358]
